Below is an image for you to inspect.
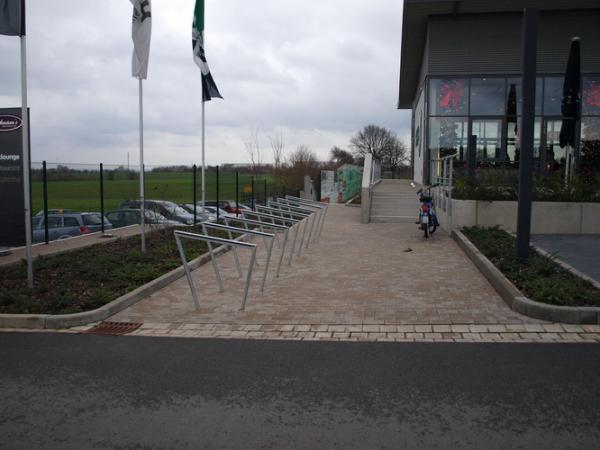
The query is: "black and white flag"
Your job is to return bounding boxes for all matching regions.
[193,0,222,102]
[131,0,151,79]
[0,0,24,36]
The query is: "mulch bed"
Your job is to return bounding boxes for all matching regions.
[0,225,213,315]
[462,226,600,307]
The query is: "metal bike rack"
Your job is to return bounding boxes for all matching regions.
[273,199,321,241]
[284,196,328,238]
[200,222,276,293]
[268,201,317,250]
[174,230,257,311]
[265,202,313,251]
[256,205,312,254]
[241,210,302,266]
[222,216,290,278]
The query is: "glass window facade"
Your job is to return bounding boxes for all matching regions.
[425,75,600,180]
[583,76,600,116]
[542,77,564,116]
[470,78,505,115]
[581,117,600,174]
[428,78,468,116]
[507,77,543,116]
[428,117,468,161]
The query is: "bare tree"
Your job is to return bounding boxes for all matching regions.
[244,128,262,173]
[382,139,409,178]
[269,129,285,168]
[283,145,319,191]
[329,146,355,166]
[269,129,285,184]
[349,125,396,161]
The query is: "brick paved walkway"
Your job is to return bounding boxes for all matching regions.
[111,204,541,328]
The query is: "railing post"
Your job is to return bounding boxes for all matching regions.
[100,163,105,233]
[42,160,49,244]
[193,164,197,224]
[251,176,255,211]
[235,171,239,217]
[216,165,220,221]
[264,178,267,205]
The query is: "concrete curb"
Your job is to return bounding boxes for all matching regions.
[453,230,600,325]
[0,244,230,330]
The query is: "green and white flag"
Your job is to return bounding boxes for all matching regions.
[192,0,222,102]
[0,0,24,36]
[131,0,151,79]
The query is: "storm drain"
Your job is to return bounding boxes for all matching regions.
[85,321,142,336]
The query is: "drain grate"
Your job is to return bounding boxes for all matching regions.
[85,321,142,336]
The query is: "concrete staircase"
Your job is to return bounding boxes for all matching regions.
[370,179,419,223]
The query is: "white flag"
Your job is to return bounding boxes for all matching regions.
[131,0,151,79]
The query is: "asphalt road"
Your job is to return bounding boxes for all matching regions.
[1,333,599,450]
[531,234,600,283]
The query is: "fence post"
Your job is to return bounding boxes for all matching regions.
[251,176,255,211]
[263,178,267,205]
[42,160,49,244]
[235,171,239,217]
[100,163,105,233]
[193,164,197,225]
[216,165,220,221]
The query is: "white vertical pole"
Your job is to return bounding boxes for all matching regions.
[201,100,205,213]
[20,35,33,288]
[139,77,146,252]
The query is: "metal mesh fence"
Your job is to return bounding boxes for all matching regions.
[27,162,293,243]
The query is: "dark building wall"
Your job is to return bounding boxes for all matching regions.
[424,11,600,78]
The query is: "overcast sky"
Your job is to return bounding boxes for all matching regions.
[0,0,410,166]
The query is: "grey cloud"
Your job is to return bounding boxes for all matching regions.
[0,0,411,165]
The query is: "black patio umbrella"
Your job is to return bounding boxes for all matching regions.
[559,37,581,149]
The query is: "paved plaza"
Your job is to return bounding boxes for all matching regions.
[103,203,600,343]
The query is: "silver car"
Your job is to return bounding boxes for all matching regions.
[32,213,112,243]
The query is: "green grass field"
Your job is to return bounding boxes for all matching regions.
[31,171,279,213]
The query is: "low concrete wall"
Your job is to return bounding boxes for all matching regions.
[447,200,600,234]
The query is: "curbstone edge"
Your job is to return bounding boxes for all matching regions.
[453,229,600,325]
[1,243,230,330]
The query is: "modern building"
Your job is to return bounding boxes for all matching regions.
[398,0,600,185]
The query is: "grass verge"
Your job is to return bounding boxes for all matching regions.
[0,225,218,315]
[462,226,600,307]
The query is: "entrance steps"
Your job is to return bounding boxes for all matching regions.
[370,179,419,224]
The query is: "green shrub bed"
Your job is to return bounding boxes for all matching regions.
[462,226,600,307]
[0,225,216,315]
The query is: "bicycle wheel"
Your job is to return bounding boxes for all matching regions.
[429,222,437,236]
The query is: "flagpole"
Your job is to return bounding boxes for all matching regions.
[201,98,205,214]
[20,32,33,288]
[139,77,146,252]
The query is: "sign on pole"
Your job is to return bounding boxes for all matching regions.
[0,107,30,248]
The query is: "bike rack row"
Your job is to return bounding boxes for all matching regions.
[174,196,328,311]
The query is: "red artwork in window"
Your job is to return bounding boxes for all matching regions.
[585,81,600,108]
[439,80,464,110]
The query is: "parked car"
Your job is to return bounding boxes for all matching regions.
[119,200,194,225]
[205,200,245,214]
[202,206,231,218]
[34,208,75,216]
[32,212,112,243]
[179,204,217,222]
[105,209,180,228]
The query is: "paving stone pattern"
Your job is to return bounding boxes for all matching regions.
[111,205,539,327]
